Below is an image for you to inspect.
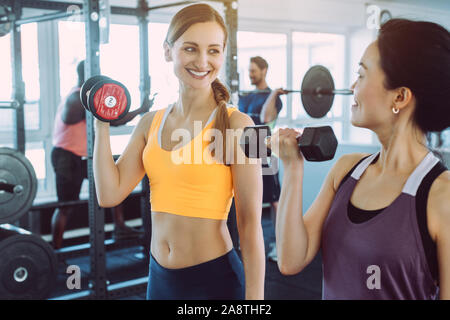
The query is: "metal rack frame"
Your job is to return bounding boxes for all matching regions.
[1,0,238,299]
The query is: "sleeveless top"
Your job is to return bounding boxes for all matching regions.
[142,104,238,220]
[53,87,87,157]
[322,151,441,299]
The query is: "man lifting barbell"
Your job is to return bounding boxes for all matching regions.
[240,65,353,118]
[239,63,350,162]
[266,19,450,300]
[238,56,286,262]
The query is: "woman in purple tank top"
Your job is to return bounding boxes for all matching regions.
[266,19,450,299]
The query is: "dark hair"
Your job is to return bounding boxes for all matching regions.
[377,19,450,133]
[250,56,268,71]
[165,3,231,164]
[77,60,85,87]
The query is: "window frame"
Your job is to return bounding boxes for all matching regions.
[237,18,378,146]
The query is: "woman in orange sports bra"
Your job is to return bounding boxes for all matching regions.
[93,3,265,300]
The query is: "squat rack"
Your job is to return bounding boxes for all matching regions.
[0,0,239,299]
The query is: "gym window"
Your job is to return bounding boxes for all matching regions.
[147,22,179,112]
[0,32,12,132]
[237,31,288,118]
[236,28,377,145]
[0,23,40,133]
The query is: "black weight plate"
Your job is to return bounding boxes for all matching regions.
[301,65,335,118]
[0,225,57,299]
[0,148,37,224]
[88,79,131,122]
[80,75,112,111]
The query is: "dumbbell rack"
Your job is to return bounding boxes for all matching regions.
[0,0,239,300]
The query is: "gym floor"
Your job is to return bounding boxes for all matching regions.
[49,207,323,300]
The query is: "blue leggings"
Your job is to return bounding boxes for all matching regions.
[146,249,245,300]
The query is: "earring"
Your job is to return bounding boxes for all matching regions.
[392,107,399,114]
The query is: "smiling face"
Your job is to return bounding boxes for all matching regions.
[350,41,399,130]
[165,21,226,90]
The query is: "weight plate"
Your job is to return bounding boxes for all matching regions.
[80,75,112,112]
[0,148,37,224]
[88,79,131,122]
[301,65,335,118]
[0,225,57,299]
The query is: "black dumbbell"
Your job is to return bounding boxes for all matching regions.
[240,125,338,162]
[80,75,131,122]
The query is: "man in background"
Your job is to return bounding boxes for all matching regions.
[238,56,286,261]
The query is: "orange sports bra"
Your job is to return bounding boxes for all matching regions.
[142,104,238,220]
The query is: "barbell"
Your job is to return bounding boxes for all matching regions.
[0,100,20,109]
[239,65,353,118]
[0,148,57,299]
[0,148,37,225]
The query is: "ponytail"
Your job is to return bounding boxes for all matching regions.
[211,78,231,165]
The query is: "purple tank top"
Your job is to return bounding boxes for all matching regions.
[321,152,440,300]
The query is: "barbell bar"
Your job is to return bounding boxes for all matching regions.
[239,88,353,96]
[0,181,24,194]
[0,100,20,109]
[0,147,37,225]
[239,65,353,118]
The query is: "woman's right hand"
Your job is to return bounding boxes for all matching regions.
[265,128,304,166]
[94,118,111,134]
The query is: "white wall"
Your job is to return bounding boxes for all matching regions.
[238,0,366,29]
[110,1,450,39]
[237,0,450,30]
[372,0,450,29]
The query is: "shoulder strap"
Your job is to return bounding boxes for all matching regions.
[338,153,376,190]
[156,104,175,146]
[226,105,239,117]
[402,152,440,196]
[145,106,170,145]
[350,152,380,180]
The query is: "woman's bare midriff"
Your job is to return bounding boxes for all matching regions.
[150,211,234,269]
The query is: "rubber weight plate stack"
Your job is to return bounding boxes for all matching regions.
[0,225,57,299]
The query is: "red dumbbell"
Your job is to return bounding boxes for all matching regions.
[80,75,131,122]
